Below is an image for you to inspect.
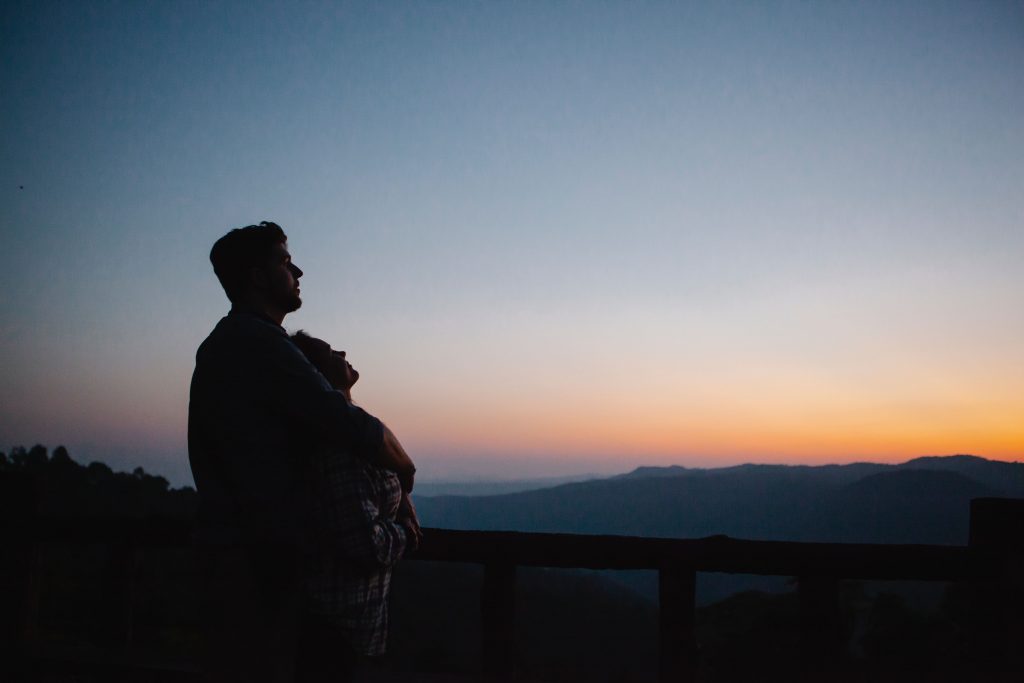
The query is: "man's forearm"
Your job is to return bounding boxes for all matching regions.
[377,425,416,492]
[271,331,416,488]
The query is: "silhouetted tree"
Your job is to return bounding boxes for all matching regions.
[2,444,195,520]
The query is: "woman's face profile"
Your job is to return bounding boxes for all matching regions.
[328,348,359,391]
[293,332,358,392]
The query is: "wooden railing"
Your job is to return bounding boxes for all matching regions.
[4,498,1023,681]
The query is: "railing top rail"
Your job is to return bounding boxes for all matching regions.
[417,528,995,581]
[6,517,1000,582]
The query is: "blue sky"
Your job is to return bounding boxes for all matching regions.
[2,1,1022,485]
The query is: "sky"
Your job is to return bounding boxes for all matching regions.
[1,1,1022,486]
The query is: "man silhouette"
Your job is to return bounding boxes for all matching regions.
[188,221,415,682]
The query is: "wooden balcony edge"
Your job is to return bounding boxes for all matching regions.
[3,517,1002,581]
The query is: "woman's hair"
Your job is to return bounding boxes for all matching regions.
[289,329,331,377]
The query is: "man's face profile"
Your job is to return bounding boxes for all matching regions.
[259,241,303,313]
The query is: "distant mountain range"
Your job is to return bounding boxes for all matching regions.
[413,473,603,497]
[415,455,1022,546]
[414,455,1022,604]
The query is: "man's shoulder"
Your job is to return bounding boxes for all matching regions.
[197,311,289,357]
[215,310,287,340]
[192,310,335,399]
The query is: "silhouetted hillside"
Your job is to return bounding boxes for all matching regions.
[900,454,1024,494]
[818,469,998,544]
[415,455,1020,606]
[416,455,1021,546]
[414,473,602,497]
[621,464,690,478]
[619,460,893,487]
[1,444,197,520]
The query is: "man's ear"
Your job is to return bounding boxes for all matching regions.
[249,266,268,291]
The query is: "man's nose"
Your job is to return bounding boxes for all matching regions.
[290,263,303,278]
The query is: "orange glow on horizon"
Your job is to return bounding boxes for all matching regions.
[389,379,1024,468]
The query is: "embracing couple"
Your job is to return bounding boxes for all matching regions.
[188,222,419,682]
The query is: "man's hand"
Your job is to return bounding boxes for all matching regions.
[381,425,416,492]
[398,492,423,551]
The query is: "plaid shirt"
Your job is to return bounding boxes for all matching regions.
[304,449,408,655]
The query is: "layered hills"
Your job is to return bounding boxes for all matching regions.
[415,455,1022,546]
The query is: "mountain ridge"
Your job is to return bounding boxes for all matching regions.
[413,454,1021,604]
[415,454,1023,545]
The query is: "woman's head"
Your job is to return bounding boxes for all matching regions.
[290,330,359,393]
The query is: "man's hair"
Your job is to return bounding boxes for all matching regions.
[209,221,287,303]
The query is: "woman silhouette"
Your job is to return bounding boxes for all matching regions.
[290,331,421,681]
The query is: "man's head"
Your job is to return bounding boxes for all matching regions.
[210,221,303,321]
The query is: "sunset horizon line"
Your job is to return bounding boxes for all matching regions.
[5,442,1019,489]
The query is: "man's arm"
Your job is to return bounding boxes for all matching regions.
[398,491,422,548]
[381,424,416,492]
[266,329,416,490]
[320,459,411,569]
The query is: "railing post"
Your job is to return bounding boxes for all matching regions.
[1,537,41,682]
[658,565,697,683]
[101,541,140,652]
[969,497,1024,672]
[17,541,42,646]
[1,471,41,680]
[481,562,516,679]
[797,575,842,677]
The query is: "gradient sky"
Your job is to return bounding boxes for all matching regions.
[2,1,1022,486]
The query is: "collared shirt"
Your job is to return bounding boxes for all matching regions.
[304,451,407,655]
[188,309,385,548]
